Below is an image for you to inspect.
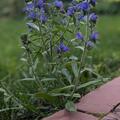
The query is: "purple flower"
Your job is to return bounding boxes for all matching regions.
[27,11,36,20]
[39,14,47,23]
[37,8,47,23]
[54,0,63,8]
[76,1,90,11]
[57,42,69,53]
[23,2,34,12]
[86,41,94,48]
[67,7,75,16]
[90,0,97,7]
[36,0,45,9]
[90,32,99,42]
[89,13,98,23]
[78,15,85,21]
[76,32,84,40]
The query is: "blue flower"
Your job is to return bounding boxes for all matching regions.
[89,13,98,23]
[76,32,84,40]
[40,8,47,23]
[57,42,69,53]
[78,15,86,21]
[76,1,90,11]
[27,11,36,20]
[67,7,75,16]
[90,32,99,42]
[39,14,47,23]
[36,0,45,9]
[86,41,94,48]
[23,2,34,12]
[90,0,96,7]
[54,0,63,9]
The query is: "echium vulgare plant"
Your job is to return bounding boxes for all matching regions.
[20,0,101,118]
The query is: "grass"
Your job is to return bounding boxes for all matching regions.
[0,15,120,78]
[92,15,120,77]
[97,15,120,59]
[0,18,26,78]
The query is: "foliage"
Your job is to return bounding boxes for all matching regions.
[96,0,120,14]
[20,0,102,118]
[23,0,100,105]
[0,0,118,120]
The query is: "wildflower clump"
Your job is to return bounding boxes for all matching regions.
[20,0,100,118]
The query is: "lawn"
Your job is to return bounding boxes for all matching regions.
[93,15,120,77]
[97,15,120,59]
[0,15,120,78]
[0,18,26,78]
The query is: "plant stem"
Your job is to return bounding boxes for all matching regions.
[50,33,53,61]
[71,7,90,99]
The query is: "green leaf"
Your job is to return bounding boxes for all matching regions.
[0,88,6,93]
[16,93,37,112]
[23,104,37,112]
[41,78,57,82]
[77,80,102,90]
[80,21,85,25]
[55,24,66,32]
[49,85,74,94]
[80,68,100,77]
[51,93,80,98]
[76,0,82,2]
[0,107,23,113]
[61,68,72,84]
[35,92,57,104]
[65,101,76,112]
[71,62,79,78]
[75,46,84,51]
[69,56,78,61]
[0,88,4,107]
[17,78,35,82]
[73,93,81,98]
[26,22,40,31]
[71,38,76,42]
[33,58,39,71]
[20,58,27,62]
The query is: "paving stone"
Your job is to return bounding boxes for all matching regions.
[43,77,120,120]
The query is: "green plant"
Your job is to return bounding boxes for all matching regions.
[0,0,107,119]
